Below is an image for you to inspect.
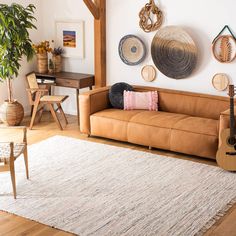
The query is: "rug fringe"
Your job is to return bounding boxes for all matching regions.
[195,197,236,236]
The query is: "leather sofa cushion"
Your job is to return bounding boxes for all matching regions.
[92,109,144,121]
[170,129,217,159]
[129,111,188,129]
[90,109,218,158]
[91,109,218,137]
[173,116,218,137]
[90,109,144,141]
[119,110,218,137]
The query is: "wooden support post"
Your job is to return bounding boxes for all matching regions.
[83,0,106,88]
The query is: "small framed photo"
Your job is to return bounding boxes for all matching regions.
[55,20,84,58]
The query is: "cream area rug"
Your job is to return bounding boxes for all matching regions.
[0,136,236,236]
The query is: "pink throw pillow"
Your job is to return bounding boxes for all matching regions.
[124,91,158,111]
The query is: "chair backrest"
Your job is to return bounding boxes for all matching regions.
[25,73,39,105]
[26,73,39,91]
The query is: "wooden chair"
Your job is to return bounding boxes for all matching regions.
[0,126,29,199]
[26,73,69,130]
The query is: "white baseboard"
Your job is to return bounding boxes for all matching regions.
[63,109,77,116]
[24,106,77,117]
[24,107,32,117]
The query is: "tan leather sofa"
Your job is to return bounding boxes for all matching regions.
[79,85,231,160]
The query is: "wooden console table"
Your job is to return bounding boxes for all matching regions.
[34,71,95,125]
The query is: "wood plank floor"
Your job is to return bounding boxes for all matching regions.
[0,113,235,236]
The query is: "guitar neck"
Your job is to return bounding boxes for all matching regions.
[230,97,235,138]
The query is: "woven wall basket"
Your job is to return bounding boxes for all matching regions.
[119,35,146,66]
[212,35,236,63]
[212,73,229,91]
[151,26,198,79]
[141,65,156,82]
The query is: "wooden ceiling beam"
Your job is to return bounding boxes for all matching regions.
[83,0,100,20]
[84,0,106,88]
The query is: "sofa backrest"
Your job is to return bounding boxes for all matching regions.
[133,86,229,120]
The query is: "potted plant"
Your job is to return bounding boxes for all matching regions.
[52,47,64,73]
[0,3,36,126]
[32,40,52,73]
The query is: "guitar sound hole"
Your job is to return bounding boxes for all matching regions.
[228,137,236,146]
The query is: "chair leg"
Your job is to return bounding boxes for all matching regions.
[29,93,41,130]
[48,104,63,130]
[23,146,29,179]
[29,105,38,130]
[38,106,44,123]
[57,103,68,125]
[9,157,16,199]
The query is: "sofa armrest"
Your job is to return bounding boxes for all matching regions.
[79,86,111,134]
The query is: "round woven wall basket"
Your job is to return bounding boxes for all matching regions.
[119,35,146,66]
[212,35,236,63]
[151,26,198,79]
[212,73,229,91]
[141,65,156,82]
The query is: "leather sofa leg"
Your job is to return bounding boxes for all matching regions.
[149,146,152,150]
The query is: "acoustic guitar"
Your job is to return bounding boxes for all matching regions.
[216,84,236,171]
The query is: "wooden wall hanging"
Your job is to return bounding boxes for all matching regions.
[212,73,229,91]
[141,65,156,82]
[139,0,163,33]
[83,0,106,87]
[151,26,198,79]
[212,25,236,63]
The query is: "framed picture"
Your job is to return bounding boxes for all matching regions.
[55,20,84,58]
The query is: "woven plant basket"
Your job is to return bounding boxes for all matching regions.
[52,55,62,73]
[0,100,24,126]
[37,53,48,73]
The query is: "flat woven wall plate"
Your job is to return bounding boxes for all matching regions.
[119,35,146,66]
[141,65,156,82]
[212,73,229,91]
[212,35,236,63]
[151,26,198,79]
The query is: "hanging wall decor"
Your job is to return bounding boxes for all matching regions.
[141,65,157,82]
[151,26,198,79]
[55,21,84,59]
[118,35,146,66]
[212,26,236,63]
[212,73,229,91]
[139,0,163,33]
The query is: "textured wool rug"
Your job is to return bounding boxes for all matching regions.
[0,136,236,236]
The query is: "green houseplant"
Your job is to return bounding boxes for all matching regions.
[0,3,36,125]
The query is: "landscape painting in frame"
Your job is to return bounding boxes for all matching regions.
[55,21,84,58]
[63,30,76,48]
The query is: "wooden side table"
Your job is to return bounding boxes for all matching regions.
[34,71,95,125]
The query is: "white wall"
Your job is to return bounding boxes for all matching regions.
[0,0,43,114]
[1,0,235,115]
[40,0,94,115]
[107,0,236,96]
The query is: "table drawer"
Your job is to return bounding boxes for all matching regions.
[56,78,79,88]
